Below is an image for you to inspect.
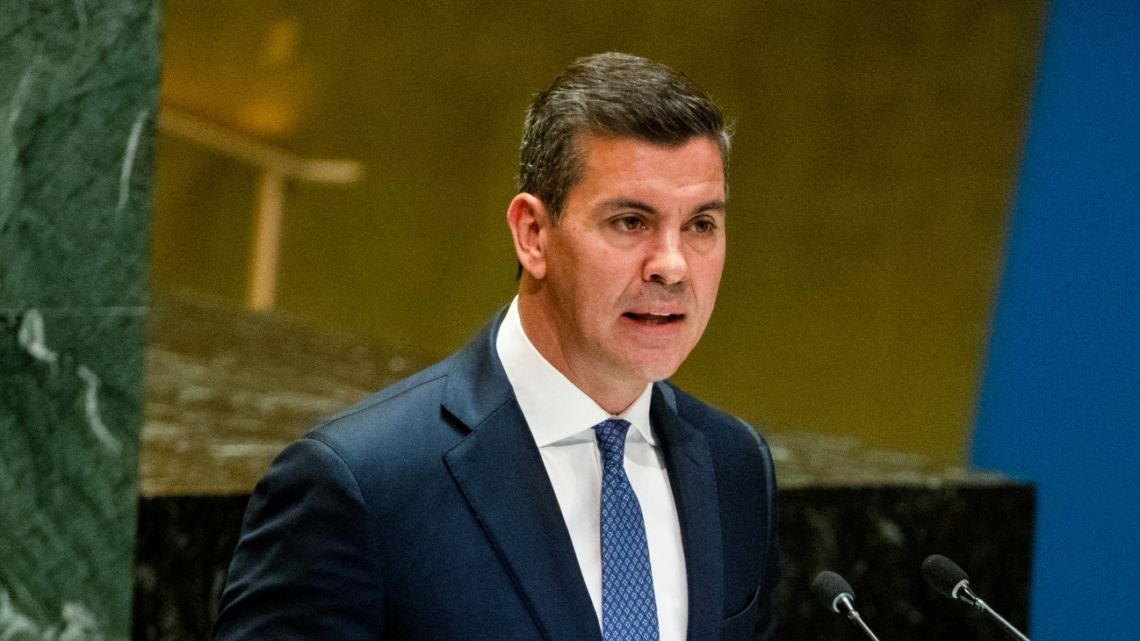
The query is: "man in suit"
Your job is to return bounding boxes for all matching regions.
[214,52,779,641]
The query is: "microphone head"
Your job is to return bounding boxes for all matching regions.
[811,570,855,614]
[922,554,971,599]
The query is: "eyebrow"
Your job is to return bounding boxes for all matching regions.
[599,197,727,215]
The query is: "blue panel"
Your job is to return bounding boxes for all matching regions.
[972,2,1140,640]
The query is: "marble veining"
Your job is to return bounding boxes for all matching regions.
[117,107,148,211]
[77,364,120,454]
[14,310,123,455]
[16,309,58,366]
[0,1,159,311]
[73,0,90,32]
[1,2,160,640]
[2,310,150,640]
[15,309,124,454]
[0,589,106,641]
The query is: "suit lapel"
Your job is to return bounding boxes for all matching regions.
[441,316,601,641]
[652,384,725,641]
[438,316,726,641]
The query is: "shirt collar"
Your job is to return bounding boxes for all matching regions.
[496,297,655,448]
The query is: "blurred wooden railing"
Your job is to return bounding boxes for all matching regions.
[158,108,364,310]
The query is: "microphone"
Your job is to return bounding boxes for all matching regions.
[921,554,1030,641]
[811,570,883,641]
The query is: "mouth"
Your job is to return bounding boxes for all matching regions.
[622,312,685,325]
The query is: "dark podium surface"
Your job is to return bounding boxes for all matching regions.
[135,294,1033,640]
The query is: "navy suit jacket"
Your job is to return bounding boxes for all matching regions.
[214,314,780,640]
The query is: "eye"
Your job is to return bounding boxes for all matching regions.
[614,215,646,232]
[689,217,718,234]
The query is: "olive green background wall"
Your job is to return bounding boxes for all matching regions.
[152,0,1045,468]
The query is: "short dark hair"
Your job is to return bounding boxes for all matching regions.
[518,52,731,222]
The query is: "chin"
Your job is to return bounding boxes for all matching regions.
[622,354,688,384]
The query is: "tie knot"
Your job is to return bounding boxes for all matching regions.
[594,418,632,467]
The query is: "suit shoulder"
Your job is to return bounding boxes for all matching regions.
[304,354,459,465]
[668,383,769,446]
[664,382,776,485]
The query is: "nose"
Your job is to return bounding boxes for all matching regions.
[644,230,687,285]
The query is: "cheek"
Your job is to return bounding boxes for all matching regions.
[580,250,637,293]
[695,254,726,300]
[709,263,726,296]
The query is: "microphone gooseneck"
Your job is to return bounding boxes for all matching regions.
[921,554,1031,641]
[811,570,883,641]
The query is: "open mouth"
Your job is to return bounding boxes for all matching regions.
[622,312,684,325]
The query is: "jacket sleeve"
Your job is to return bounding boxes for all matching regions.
[713,417,782,641]
[753,427,780,641]
[213,437,385,640]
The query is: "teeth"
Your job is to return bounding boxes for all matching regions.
[627,312,679,323]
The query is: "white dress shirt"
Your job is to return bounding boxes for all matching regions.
[495,297,688,641]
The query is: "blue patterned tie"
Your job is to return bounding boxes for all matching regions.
[594,418,660,641]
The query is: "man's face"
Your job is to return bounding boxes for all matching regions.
[525,134,727,405]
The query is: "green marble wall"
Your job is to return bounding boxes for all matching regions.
[0,2,160,639]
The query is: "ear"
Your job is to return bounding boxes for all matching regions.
[506,193,550,280]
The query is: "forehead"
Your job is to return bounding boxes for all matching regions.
[574,131,723,163]
[571,134,726,197]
